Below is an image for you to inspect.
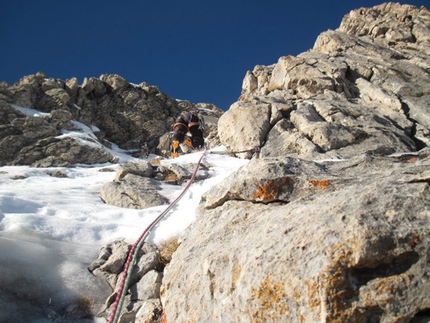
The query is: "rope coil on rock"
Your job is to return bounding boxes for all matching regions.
[108,147,208,323]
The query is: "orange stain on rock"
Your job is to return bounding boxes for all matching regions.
[253,181,278,200]
[253,178,291,201]
[308,179,331,190]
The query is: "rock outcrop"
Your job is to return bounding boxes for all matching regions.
[0,73,223,167]
[218,2,430,160]
[99,161,168,209]
[162,149,430,322]
[161,3,430,323]
[88,240,165,323]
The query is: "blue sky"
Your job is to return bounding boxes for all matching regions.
[1,1,428,110]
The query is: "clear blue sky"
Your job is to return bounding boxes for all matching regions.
[1,1,428,110]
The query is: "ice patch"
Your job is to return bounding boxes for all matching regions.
[0,195,43,214]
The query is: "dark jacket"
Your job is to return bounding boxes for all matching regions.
[172,111,204,149]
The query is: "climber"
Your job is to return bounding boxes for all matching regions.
[170,110,205,158]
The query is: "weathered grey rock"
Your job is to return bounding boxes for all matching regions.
[100,173,169,209]
[161,3,430,322]
[45,88,70,106]
[100,159,212,210]
[163,163,192,180]
[116,297,143,323]
[154,165,208,188]
[267,54,339,97]
[134,299,163,323]
[89,240,128,272]
[0,98,116,166]
[219,3,430,160]
[128,250,161,289]
[203,157,328,208]
[33,137,115,167]
[117,297,163,323]
[162,152,430,322]
[338,3,426,44]
[259,118,319,158]
[49,108,74,130]
[130,270,163,302]
[88,240,131,289]
[114,161,154,181]
[99,242,131,275]
[290,101,356,151]
[88,240,164,323]
[100,74,130,91]
[1,72,223,165]
[218,101,272,158]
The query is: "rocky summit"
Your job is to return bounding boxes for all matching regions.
[1,2,430,323]
[218,2,430,160]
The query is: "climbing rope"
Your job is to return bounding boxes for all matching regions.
[108,147,208,323]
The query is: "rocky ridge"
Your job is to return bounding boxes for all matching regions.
[0,73,222,167]
[218,2,430,160]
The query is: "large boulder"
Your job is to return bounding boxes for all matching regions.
[162,150,430,322]
[99,161,167,209]
[217,101,272,158]
[219,2,430,160]
[100,174,169,210]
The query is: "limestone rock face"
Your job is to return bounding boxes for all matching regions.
[162,3,430,323]
[162,151,430,322]
[219,2,430,160]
